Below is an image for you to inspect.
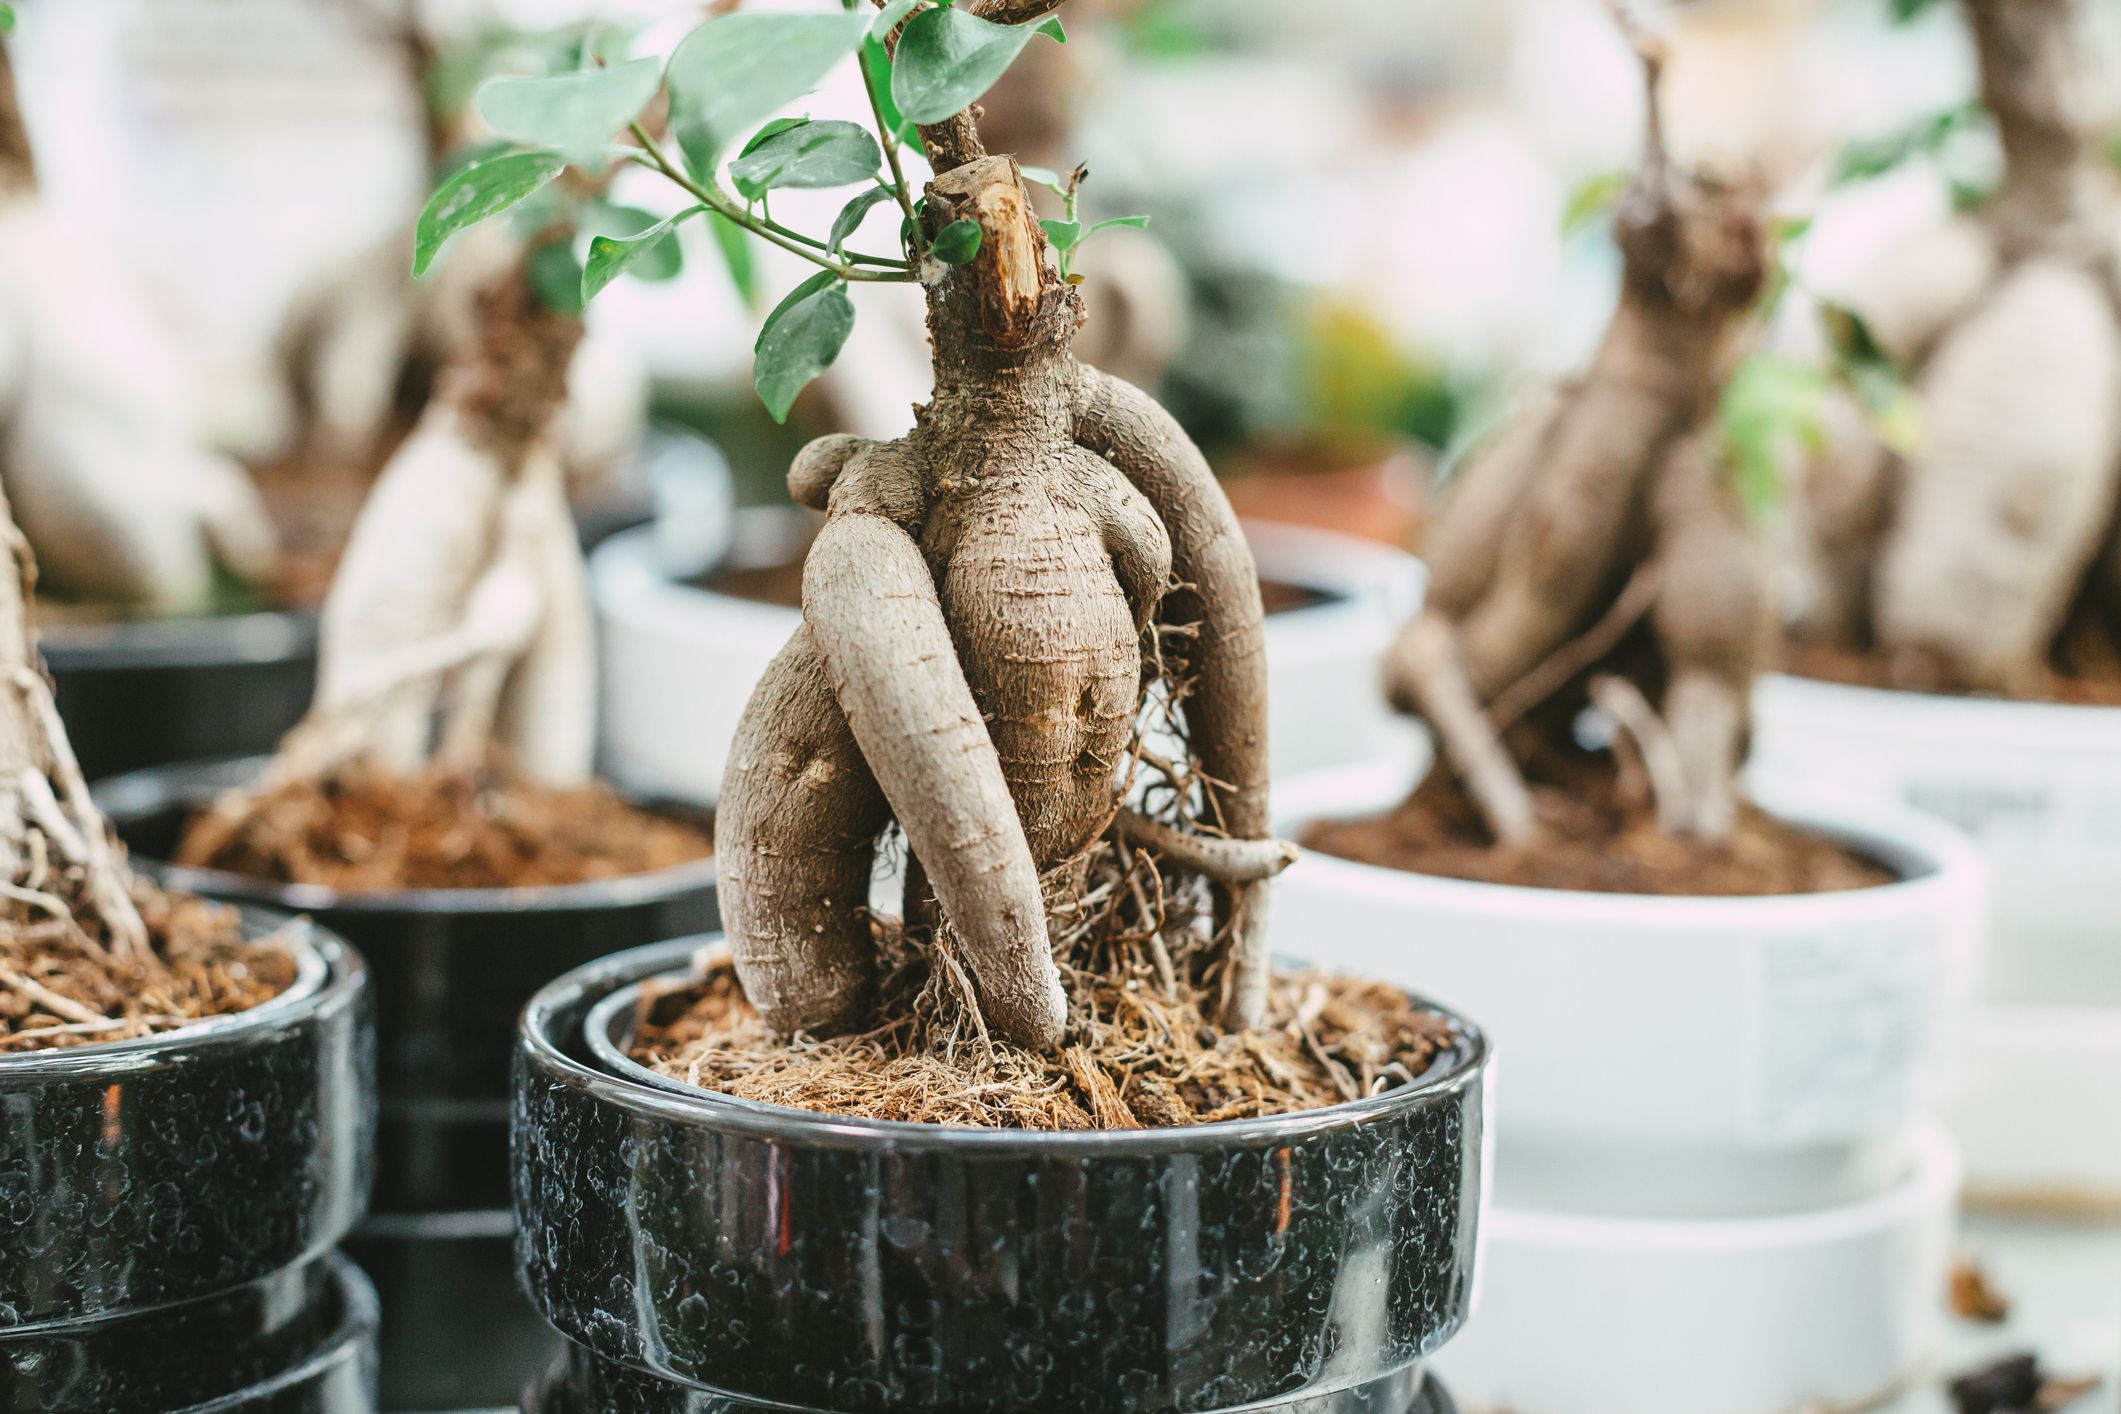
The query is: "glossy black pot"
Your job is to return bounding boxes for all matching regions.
[342,1209,559,1413]
[96,755,720,1210]
[515,940,1487,1414]
[526,1339,1462,1414]
[0,1253,378,1414]
[97,757,719,1411]
[0,913,371,1334]
[44,610,317,785]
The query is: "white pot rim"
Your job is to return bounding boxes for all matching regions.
[591,522,801,639]
[1482,1121,1960,1252]
[1275,761,1984,929]
[1760,671,2121,744]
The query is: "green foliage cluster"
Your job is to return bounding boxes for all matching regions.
[415,0,1144,423]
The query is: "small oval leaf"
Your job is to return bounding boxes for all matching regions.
[475,58,663,164]
[829,186,897,256]
[414,149,568,276]
[582,206,702,303]
[930,217,983,265]
[729,120,882,199]
[754,272,856,423]
[890,6,1062,127]
[667,12,869,178]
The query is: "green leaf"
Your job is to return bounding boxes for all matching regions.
[666,11,869,179]
[754,272,856,423]
[869,0,922,39]
[474,58,662,165]
[1718,355,1829,520]
[860,35,923,149]
[931,217,983,264]
[1039,217,1081,251]
[0,6,16,35]
[586,203,687,281]
[527,240,586,316]
[414,149,569,276]
[582,206,701,303]
[829,185,896,255]
[1017,164,1071,196]
[729,120,882,200]
[708,212,760,306]
[890,5,1063,126]
[1889,0,1944,22]
[1085,214,1150,237]
[1561,170,1626,237]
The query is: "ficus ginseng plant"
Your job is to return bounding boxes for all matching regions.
[1785,0,2121,693]
[1382,11,1776,848]
[275,4,650,484]
[0,20,279,612]
[409,0,1288,1052]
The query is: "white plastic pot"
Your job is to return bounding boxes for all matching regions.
[1435,1123,1961,1414]
[1752,673,2121,1210]
[593,512,1427,805]
[1273,760,1984,1217]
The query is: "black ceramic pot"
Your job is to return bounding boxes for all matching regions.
[526,1338,1461,1414]
[97,757,719,1411]
[515,940,1487,1414]
[44,610,318,786]
[0,1253,379,1414]
[0,914,370,1331]
[0,915,374,1412]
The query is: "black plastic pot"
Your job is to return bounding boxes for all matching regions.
[0,915,374,1412]
[526,1339,1461,1414]
[516,940,1487,1414]
[43,610,318,786]
[97,757,720,1411]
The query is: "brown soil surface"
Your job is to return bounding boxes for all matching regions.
[1258,579,1335,615]
[1303,771,1895,897]
[1784,640,2121,708]
[0,887,296,1052]
[174,766,712,892]
[632,945,1460,1130]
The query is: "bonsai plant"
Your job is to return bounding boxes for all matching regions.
[0,442,373,1404]
[0,15,319,780]
[461,3,1490,1409]
[93,44,715,1399]
[1273,20,1981,1413]
[1752,0,2121,1212]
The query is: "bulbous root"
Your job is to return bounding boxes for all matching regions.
[720,155,1280,1049]
[249,260,597,799]
[1788,0,2121,694]
[1381,34,1769,848]
[0,39,279,613]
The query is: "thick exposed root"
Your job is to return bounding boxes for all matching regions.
[1648,430,1768,837]
[717,630,891,1037]
[1380,34,1768,850]
[1073,369,1275,1026]
[1797,0,2121,692]
[0,203,277,611]
[805,509,1066,1050]
[718,158,1278,1052]
[1872,258,2121,692]
[1832,216,1999,369]
[1381,612,1536,846]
